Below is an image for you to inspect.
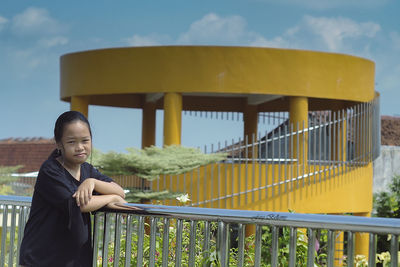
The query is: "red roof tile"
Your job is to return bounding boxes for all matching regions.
[0,138,56,173]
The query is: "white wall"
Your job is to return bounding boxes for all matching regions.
[373,146,400,193]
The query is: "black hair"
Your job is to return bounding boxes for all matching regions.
[54,111,92,143]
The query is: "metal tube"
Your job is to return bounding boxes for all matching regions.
[175,219,184,267]
[289,227,297,267]
[271,129,275,197]
[390,234,399,267]
[297,122,300,188]
[327,230,335,267]
[290,124,295,198]
[318,113,322,183]
[238,137,242,206]
[245,135,248,205]
[218,221,230,267]
[342,109,346,174]
[162,218,170,267]
[92,212,101,267]
[284,124,288,193]
[313,115,317,185]
[188,220,197,267]
[278,127,282,195]
[333,111,336,178]
[218,142,221,208]
[149,217,158,267]
[124,215,133,267]
[258,131,262,201]
[1,205,9,267]
[17,206,26,262]
[347,231,354,267]
[204,145,208,207]
[102,212,111,267]
[307,229,316,267]
[211,144,214,208]
[203,221,211,265]
[252,133,256,203]
[237,224,245,267]
[8,206,17,267]
[136,216,145,267]
[265,131,269,199]
[271,226,279,267]
[197,166,200,206]
[327,111,334,180]
[113,213,122,267]
[231,138,235,208]
[225,140,228,208]
[255,224,262,267]
[368,233,376,267]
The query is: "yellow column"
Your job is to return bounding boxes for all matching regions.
[244,104,258,158]
[289,96,308,164]
[354,212,371,259]
[70,96,89,118]
[163,93,182,146]
[142,101,156,148]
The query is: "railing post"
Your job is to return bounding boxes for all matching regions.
[217,221,230,267]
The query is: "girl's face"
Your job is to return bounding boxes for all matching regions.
[58,120,92,166]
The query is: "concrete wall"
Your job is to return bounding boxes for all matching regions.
[373,145,400,193]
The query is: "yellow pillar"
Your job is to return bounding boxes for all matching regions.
[289,96,308,164]
[244,104,258,158]
[142,101,156,148]
[354,212,371,259]
[70,96,89,118]
[163,93,182,146]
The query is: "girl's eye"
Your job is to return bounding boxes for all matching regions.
[67,141,75,144]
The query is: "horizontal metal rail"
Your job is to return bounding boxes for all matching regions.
[1,195,399,267]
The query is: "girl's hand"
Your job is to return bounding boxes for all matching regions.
[73,178,95,207]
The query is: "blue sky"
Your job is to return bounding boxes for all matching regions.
[0,0,399,152]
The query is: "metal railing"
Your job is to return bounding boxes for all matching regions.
[157,97,381,208]
[1,195,399,267]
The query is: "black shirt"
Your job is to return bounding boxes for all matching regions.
[19,153,113,267]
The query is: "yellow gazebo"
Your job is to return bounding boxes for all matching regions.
[60,46,379,259]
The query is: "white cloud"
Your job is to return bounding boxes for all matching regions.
[123,34,171,46]
[301,15,380,51]
[11,7,63,36]
[249,35,290,48]
[177,13,248,44]
[0,16,8,31]
[38,36,69,47]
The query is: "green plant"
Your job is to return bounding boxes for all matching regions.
[0,165,22,195]
[373,175,400,252]
[92,145,227,202]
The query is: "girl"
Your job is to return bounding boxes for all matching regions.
[19,111,126,267]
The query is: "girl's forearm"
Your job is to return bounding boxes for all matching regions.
[79,194,120,213]
[91,179,125,198]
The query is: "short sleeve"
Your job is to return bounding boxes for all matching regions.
[35,159,76,211]
[86,163,113,183]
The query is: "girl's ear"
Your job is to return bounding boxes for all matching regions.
[56,142,63,151]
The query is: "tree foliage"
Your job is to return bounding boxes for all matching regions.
[92,145,227,202]
[93,145,227,180]
[373,175,400,253]
[0,165,22,195]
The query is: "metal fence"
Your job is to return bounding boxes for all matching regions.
[157,97,381,208]
[1,195,399,267]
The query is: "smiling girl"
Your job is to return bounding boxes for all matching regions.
[19,111,126,267]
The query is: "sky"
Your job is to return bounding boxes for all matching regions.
[0,0,399,152]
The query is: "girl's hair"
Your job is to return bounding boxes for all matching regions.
[54,111,92,143]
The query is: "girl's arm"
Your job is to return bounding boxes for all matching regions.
[73,178,125,208]
[79,194,126,213]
